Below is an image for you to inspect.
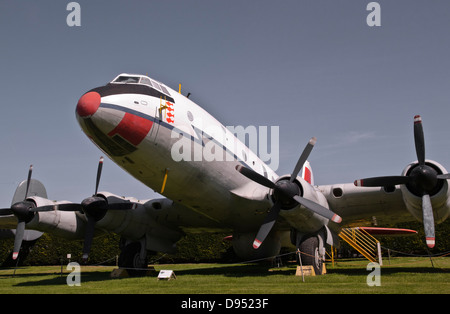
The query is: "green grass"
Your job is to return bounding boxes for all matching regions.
[0,257,448,294]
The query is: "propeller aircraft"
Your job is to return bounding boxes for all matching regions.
[0,73,448,275]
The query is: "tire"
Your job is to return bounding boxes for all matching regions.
[299,236,323,275]
[118,242,148,277]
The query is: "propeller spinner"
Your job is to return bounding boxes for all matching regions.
[354,115,450,248]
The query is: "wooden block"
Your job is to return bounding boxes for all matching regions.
[111,266,156,278]
[111,268,129,278]
[295,265,315,277]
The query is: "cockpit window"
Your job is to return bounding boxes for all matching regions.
[151,80,162,91]
[113,76,140,84]
[160,85,170,95]
[139,77,152,86]
[110,74,171,97]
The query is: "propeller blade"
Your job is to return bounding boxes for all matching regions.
[293,195,342,223]
[94,157,104,195]
[422,194,435,248]
[253,203,281,249]
[30,205,56,212]
[54,203,84,211]
[82,217,97,261]
[414,115,425,166]
[235,165,275,189]
[31,203,83,212]
[0,208,13,216]
[437,173,450,180]
[354,176,412,187]
[290,137,317,183]
[24,165,33,200]
[12,221,26,260]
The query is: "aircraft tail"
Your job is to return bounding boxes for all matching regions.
[301,161,314,185]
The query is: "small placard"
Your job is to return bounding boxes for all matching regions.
[158,270,176,280]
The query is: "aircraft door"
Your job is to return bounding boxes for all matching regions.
[148,103,161,143]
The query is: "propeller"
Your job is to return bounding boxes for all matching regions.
[50,156,137,261]
[354,115,450,248]
[236,137,342,249]
[27,157,137,260]
[0,165,37,260]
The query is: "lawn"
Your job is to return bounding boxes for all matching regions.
[0,257,448,295]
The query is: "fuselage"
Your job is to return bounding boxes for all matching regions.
[76,74,277,233]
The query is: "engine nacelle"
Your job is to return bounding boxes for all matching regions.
[275,174,331,233]
[401,160,450,224]
[26,196,86,239]
[97,193,183,253]
[94,192,150,241]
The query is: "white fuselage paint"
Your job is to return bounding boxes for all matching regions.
[77,79,282,233]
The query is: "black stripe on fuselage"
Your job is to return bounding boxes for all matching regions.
[89,83,175,103]
[99,103,254,170]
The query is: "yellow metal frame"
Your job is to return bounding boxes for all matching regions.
[338,227,380,263]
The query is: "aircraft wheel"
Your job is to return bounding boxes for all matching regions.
[299,235,323,275]
[118,242,148,277]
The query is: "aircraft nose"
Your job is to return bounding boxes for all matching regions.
[76,91,101,117]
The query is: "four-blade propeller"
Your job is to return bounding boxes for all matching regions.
[0,165,41,260]
[48,156,138,261]
[236,137,342,250]
[354,115,450,248]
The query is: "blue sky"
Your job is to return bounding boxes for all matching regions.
[0,1,449,207]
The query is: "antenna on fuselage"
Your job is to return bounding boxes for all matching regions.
[179,83,191,98]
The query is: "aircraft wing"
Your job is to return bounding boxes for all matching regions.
[318,183,410,226]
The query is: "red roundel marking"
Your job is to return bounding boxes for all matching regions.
[76,92,101,117]
[108,113,153,146]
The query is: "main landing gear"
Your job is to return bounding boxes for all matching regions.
[297,235,323,275]
[292,230,326,275]
[118,240,149,277]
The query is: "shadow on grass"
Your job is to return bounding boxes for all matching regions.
[173,264,292,277]
[7,264,294,287]
[1,269,111,287]
[327,267,448,276]
[4,260,449,287]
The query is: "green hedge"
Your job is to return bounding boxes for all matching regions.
[0,219,448,266]
[376,219,450,255]
[338,219,450,257]
[0,232,234,266]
